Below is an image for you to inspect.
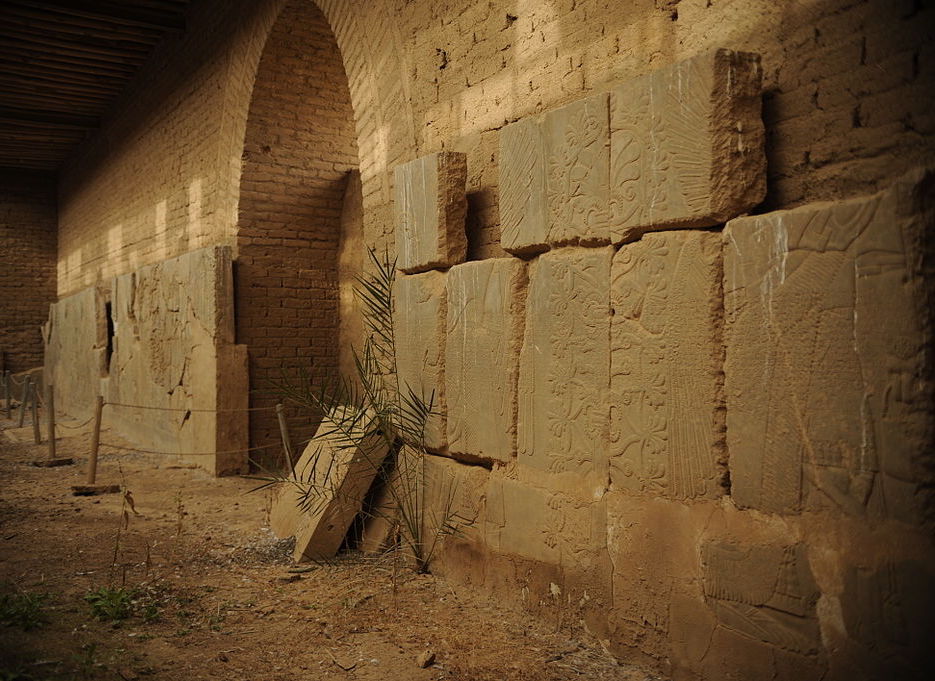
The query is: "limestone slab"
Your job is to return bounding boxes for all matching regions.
[445,258,527,462]
[517,247,612,488]
[500,93,611,253]
[724,168,934,522]
[610,48,765,241]
[271,410,390,562]
[609,231,725,499]
[702,542,820,655]
[394,151,467,273]
[393,270,447,450]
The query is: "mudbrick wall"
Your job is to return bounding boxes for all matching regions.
[39,0,935,678]
[0,170,57,373]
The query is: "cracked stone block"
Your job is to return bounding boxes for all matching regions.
[724,168,935,523]
[271,409,390,561]
[394,151,468,273]
[610,48,765,242]
[609,231,725,499]
[702,542,821,655]
[500,93,611,253]
[445,258,527,462]
[393,270,447,450]
[517,247,612,488]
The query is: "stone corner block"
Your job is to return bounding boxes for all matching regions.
[394,151,468,273]
[609,48,765,241]
[445,258,527,462]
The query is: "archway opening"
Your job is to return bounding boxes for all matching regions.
[236,0,360,468]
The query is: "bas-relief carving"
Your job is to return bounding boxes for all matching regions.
[499,49,765,253]
[445,258,526,462]
[394,151,467,273]
[517,248,612,488]
[702,542,820,654]
[724,168,934,523]
[393,270,447,450]
[609,231,724,499]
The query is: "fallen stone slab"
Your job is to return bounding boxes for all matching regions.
[71,484,121,496]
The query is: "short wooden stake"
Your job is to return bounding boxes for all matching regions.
[30,381,40,444]
[17,376,29,427]
[2,371,10,419]
[87,395,104,485]
[276,402,294,469]
[46,384,57,460]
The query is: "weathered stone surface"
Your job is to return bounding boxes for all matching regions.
[610,48,765,241]
[724,168,935,522]
[702,542,821,654]
[517,247,612,489]
[272,409,390,562]
[500,93,611,253]
[609,231,725,499]
[393,270,447,450]
[445,258,527,462]
[43,285,108,420]
[394,151,468,273]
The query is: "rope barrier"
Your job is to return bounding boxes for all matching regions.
[54,415,97,431]
[97,436,314,458]
[105,401,278,414]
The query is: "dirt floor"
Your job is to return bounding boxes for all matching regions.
[0,405,663,681]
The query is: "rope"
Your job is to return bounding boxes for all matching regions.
[8,374,26,387]
[54,415,96,431]
[98,436,314,458]
[105,401,278,414]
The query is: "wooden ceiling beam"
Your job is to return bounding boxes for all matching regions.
[11,0,186,32]
[0,107,100,129]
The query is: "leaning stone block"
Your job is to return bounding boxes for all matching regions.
[610,48,765,241]
[445,258,527,462]
[393,270,447,450]
[609,231,725,499]
[500,93,611,253]
[724,168,934,523]
[394,151,468,273]
[270,409,390,562]
[517,247,612,488]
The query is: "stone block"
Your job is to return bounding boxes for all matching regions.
[724,168,934,522]
[500,93,611,253]
[609,231,725,499]
[610,48,765,241]
[445,258,527,462]
[393,270,447,450]
[701,541,821,655]
[517,247,612,489]
[394,151,468,273]
[271,409,391,562]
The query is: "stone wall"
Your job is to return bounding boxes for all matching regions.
[45,247,248,475]
[0,170,56,373]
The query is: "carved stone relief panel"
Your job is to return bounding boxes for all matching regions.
[609,231,725,499]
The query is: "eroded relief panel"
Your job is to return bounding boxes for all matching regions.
[610,48,765,242]
[609,231,725,499]
[499,117,547,253]
[517,247,612,488]
[724,168,934,523]
[394,151,468,273]
[393,270,448,450]
[702,542,821,655]
[445,258,527,462]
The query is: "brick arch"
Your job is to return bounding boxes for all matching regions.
[235,0,361,463]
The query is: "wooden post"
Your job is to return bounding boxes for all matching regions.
[30,381,41,445]
[17,376,29,427]
[2,371,9,419]
[275,402,294,469]
[87,395,104,485]
[46,384,57,460]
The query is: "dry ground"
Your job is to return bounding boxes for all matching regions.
[0,405,662,681]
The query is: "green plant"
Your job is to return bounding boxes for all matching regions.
[0,589,49,631]
[84,587,134,622]
[256,247,471,573]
